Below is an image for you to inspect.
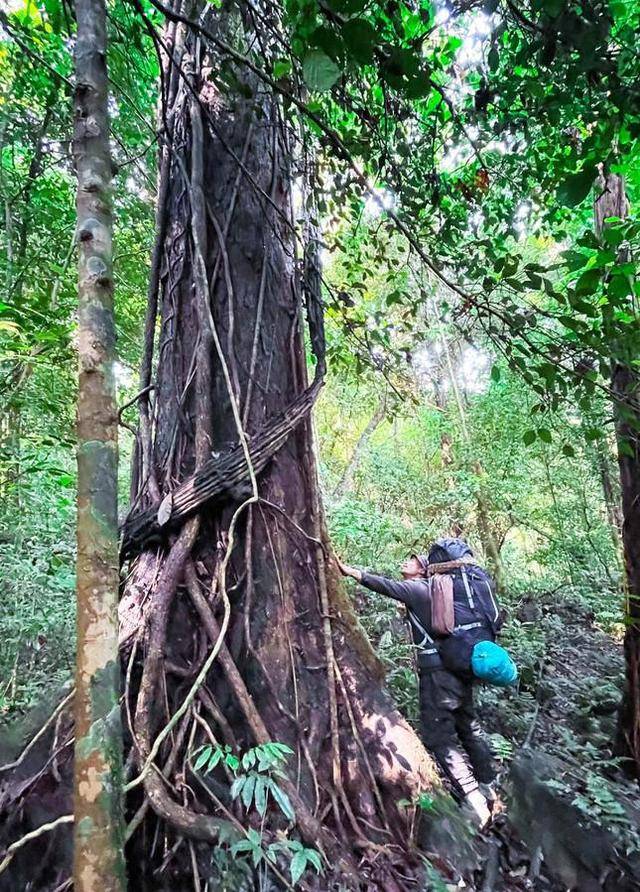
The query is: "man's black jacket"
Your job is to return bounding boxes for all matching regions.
[360,565,498,672]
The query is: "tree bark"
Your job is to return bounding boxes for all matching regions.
[0,6,458,887]
[593,429,624,547]
[73,0,126,888]
[594,172,640,778]
[613,361,640,776]
[120,4,443,886]
[581,410,623,557]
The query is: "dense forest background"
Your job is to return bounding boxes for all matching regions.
[0,0,639,888]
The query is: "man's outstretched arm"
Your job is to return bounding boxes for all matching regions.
[335,557,428,607]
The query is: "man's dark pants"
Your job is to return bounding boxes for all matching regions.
[419,668,496,799]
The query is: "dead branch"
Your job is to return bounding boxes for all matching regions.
[0,814,73,878]
[0,688,74,774]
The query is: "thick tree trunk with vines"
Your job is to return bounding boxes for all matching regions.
[0,6,460,888]
[119,4,445,888]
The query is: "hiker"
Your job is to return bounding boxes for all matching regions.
[336,537,509,829]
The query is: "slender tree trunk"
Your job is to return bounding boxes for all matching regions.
[594,172,640,778]
[333,394,386,500]
[436,329,504,586]
[594,434,624,547]
[613,361,640,775]
[580,403,624,555]
[73,0,125,888]
[473,461,505,592]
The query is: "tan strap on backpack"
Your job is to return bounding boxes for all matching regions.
[430,573,455,635]
[426,556,477,576]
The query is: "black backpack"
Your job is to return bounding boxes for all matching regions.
[434,563,504,676]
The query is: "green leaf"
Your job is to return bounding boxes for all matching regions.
[290,851,308,885]
[193,745,212,771]
[523,430,536,446]
[562,443,576,457]
[43,0,62,32]
[247,828,262,845]
[273,58,292,79]
[267,742,294,759]
[241,772,257,809]
[608,275,632,301]
[341,19,378,64]
[490,364,501,382]
[602,227,625,248]
[230,776,246,800]
[305,849,323,873]
[557,165,597,207]
[575,268,602,295]
[417,793,436,811]
[206,747,223,773]
[570,297,598,317]
[268,779,295,821]
[218,822,242,846]
[254,775,268,816]
[242,748,257,770]
[302,51,342,92]
[538,428,552,443]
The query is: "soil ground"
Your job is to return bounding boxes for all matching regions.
[469,595,640,891]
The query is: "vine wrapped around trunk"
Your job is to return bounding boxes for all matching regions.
[0,3,466,889]
[118,2,447,887]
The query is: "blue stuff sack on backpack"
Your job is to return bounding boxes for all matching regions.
[471,640,518,686]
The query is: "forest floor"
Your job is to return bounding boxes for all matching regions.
[472,592,640,891]
[2,549,639,890]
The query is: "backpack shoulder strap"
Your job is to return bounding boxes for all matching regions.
[464,566,501,633]
[460,566,476,610]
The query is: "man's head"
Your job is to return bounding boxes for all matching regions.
[401,554,429,579]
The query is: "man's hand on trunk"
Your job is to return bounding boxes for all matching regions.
[334,556,362,583]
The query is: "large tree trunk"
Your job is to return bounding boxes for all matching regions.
[0,7,460,889]
[120,4,444,888]
[73,0,125,888]
[594,173,640,778]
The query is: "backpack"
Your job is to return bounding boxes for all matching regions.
[428,563,517,685]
